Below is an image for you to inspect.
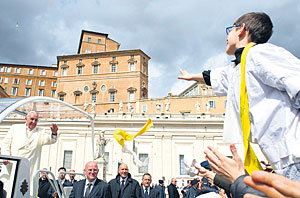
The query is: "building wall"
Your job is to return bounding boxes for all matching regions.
[0,64,57,98]
[0,115,267,185]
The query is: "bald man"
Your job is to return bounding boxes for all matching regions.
[108,163,141,198]
[69,161,111,198]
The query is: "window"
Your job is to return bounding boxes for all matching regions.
[39,80,45,86]
[91,93,96,103]
[77,66,83,75]
[142,82,146,88]
[53,71,58,76]
[79,59,82,63]
[64,60,67,64]
[40,70,46,75]
[26,79,32,85]
[93,65,98,74]
[180,155,188,175]
[112,57,116,60]
[209,100,216,108]
[0,67,4,72]
[6,67,11,73]
[11,87,18,96]
[62,68,67,76]
[98,39,101,44]
[95,58,98,61]
[111,64,116,72]
[110,92,115,102]
[51,90,56,98]
[59,95,64,101]
[143,65,146,73]
[28,69,34,75]
[63,150,73,169]
[138,154,148,173]
[4,78,8,83]
[142,104,147,113]
[129,91,134,101]
[88,37,91,42]
[130,63,135,71]
[0,77,2,83]
[52,81,57,87]
[38,89,44,96]
[104,152,109,171]
[130,55,134,59]
[25,88,31,96]
[86,49,92,53]
[13,78,20,85]
[14,68,21,73]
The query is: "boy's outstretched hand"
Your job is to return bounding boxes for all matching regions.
[177,67,204,82]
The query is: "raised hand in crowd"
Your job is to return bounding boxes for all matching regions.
[194,164,216,180]
[204,144,246,183]
[244,170,300,198]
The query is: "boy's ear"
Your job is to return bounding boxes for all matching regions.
[238,23,247,37]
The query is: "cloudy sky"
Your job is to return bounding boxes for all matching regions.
[1,0,300,98]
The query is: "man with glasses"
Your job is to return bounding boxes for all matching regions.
[167,178,179,198]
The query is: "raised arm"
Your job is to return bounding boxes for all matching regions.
[177,67,205,82]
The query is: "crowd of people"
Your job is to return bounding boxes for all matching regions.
[1,10,300,198]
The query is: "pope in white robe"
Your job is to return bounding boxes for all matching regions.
[0,111,58,196]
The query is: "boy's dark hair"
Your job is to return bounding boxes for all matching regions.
[58,167,66,172]
[234,12,273,44]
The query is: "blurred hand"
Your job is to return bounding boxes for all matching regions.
[204,144,245,183]
[50,124,58,135]
[3,160,10,165]
[244,171,300,198]
[194,164,216,179]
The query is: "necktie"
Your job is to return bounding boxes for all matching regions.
[145,187,149,198]
[120,179,125,197]
[85,183,92,198]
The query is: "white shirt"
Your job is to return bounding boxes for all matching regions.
[84,179,97,196]
[210,43,300,170]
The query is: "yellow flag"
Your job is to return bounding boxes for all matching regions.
[113,119,153,147]
[240,42,262,174]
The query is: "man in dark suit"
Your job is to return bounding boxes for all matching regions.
[155,180,166,198]
[38,168,51,198]
[69,169,77,185]
[69,161,112,198]
[47,167,72,197]
[167,178,179,198]
[108,163,141,198]
[140,173,160,198]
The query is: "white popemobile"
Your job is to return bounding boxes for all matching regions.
[0,97,95,198]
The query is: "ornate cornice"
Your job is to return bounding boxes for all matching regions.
[127,58,137,64]
[127,87,137,92]
[91,61,100,66]
[58,91,66,96]
[76,62,85,67]
[60,64,69,68]
[109,60,118,65]
[73,90,82,95]
[89,90,99,94]
[108,88,117,93]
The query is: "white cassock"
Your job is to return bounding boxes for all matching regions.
[210,43,300,172]
[1,124,57,195]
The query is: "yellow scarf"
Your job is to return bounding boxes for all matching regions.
[113,119,153,147]
[240,42,262,174]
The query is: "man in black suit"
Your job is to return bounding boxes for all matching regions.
[48,167,72,197]
[69,169,77,185]
[69,161,112,198]
[38,168,51,198]
[140,173,160,198]
[167,178,179,198]
[108,163,141,198]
